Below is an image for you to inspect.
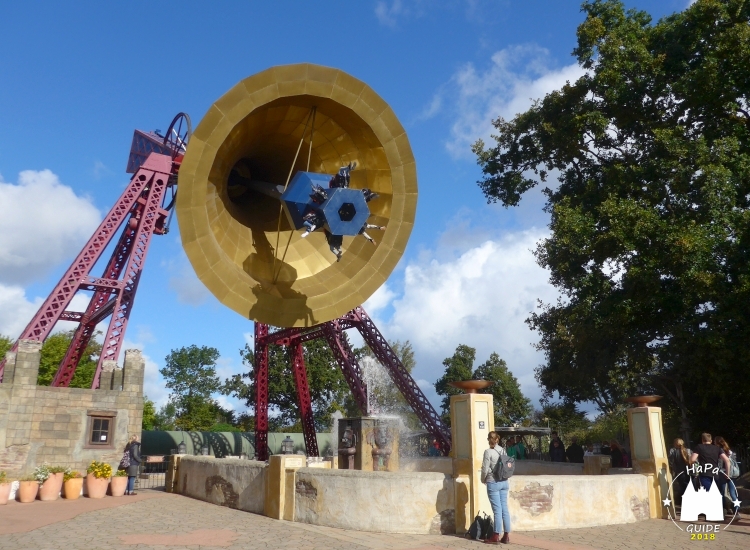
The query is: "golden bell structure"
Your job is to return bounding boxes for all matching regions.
[177,64,417,327]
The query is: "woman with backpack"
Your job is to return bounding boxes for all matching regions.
[126,434,142,495]
[714,436,740,512]
[481,431,511,544]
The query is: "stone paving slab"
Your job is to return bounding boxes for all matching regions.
[1,490,749,550]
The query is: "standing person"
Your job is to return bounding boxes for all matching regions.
[584,443,596,456]
[515,436,526,460]
[481,432,511,544]
[714,436,740,512]
[600,440,611,455]
[690,433,731,497]
[126,434,142,495]
[550,438,566,462]
[610,440,624,467]
[506,437,518,459]
[566,436,584,463]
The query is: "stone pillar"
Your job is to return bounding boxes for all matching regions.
[97,360,117,390]
[264,454,305,521]
[111,366,124,391]
[450,393,494,534]
[2,351,17,384]
[122,349,145,393]
[12,339,42,386]
[627,405,671,519]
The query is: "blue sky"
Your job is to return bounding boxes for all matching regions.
[0,0,691,417]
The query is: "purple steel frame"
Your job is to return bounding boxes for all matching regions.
[253,306,451,460]
[0,153,174,387]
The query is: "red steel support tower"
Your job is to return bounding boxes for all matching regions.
[253,306,451,460]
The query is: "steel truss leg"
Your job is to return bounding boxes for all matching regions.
[290,340,319,457]
[0,153,173,384]
[322,320,368,414]
[254,323,269,461]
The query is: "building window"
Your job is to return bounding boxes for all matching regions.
[85,410,117,449]
[90,417,111,445]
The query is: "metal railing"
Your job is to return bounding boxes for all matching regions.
[136,455,168,490]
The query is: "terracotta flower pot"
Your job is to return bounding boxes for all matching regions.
[39,472,64,501]
[63,477,83,500]
[109,476,128,497]
[86,474,109,499]
[17,481,39,503]
[0,483,11,505]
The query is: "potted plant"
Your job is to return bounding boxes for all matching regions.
[17,475,39,503]
[110,470,128,497]
[0,471,12,505]
[85,460,112,499]
[63,470,83,500]
[36,464,66,501]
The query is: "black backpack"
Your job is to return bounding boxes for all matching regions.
[467,512,494,540]
[493,448,516,480]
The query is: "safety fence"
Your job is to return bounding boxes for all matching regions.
[136,455,168,490]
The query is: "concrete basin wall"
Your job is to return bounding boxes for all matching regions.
[179,456,267,514]
[477,474,651,530]
[294,468,456,534]
[514,460,583,475]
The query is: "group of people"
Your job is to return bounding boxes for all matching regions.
[548,433,631,467]
[668,433,741,513]
[299,163,385,261]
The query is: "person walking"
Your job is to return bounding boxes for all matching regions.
[691,432,731,497]
[126,434,142,495]
[481,431,511,544]
[668,438,692,502]
[714,436,741,512]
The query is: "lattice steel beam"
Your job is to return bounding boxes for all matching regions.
[254,322,270,461]
[290,341,319,457]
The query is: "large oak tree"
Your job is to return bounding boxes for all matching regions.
[473,0,750,445]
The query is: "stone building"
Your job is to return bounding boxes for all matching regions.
[0,339,145,477]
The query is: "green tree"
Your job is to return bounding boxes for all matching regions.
[161,345,221,431]
[0,335,12,361]
[434,344,476,419]
[153,402,177,431]
[224,335,352,431]
[37,330,102,388]
[473,353,532,426]
[142,396,157,430]
[472,0,750,445]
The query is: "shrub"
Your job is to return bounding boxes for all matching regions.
[114,469,128,477]
[19,475,38,482]
[49,466,69,474]
[0,471,6,483]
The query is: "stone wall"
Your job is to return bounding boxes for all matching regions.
[294,468,456,534]
[0,340,145,477]
[477,474,651,530]
[178,456,267,514]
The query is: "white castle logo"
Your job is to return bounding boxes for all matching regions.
[680,478,724,522]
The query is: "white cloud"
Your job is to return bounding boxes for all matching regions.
[374,0,406,27]
[0,170,101,285]
[0,284,42,337]
[363,283,396,316]
[423,45,585,158]
[375,226,558,407]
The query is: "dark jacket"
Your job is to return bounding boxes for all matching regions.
[566,443,584,463]
[550,442,566,462]
[127,442,142,477]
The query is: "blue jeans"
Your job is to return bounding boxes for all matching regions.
[127,476,136,492]
[727,478,739,509]
[699,475,726,497]
[487,480,511,534]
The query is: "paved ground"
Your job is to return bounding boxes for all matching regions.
[1,490,749,550]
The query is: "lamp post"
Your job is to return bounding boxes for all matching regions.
[281,436,295,455]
